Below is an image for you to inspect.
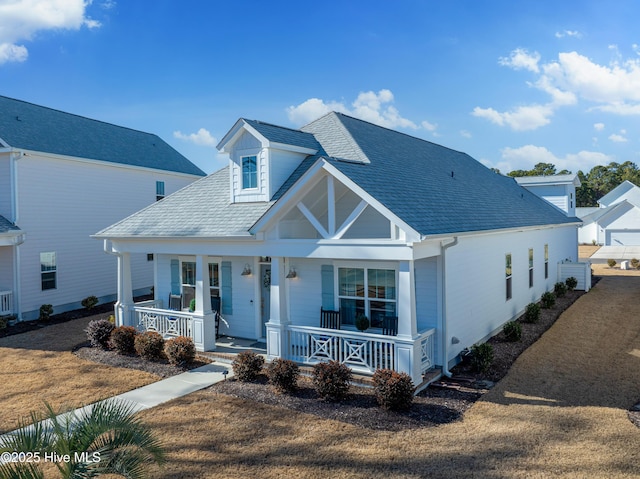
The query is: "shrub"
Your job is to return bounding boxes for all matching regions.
[267,358,300,393]
[631,258,640,269]
[312,360,352,401]
[524,302,540,323]
[565,276,578,291]
[108,315,116,324]
[189,298,196,312]
[541,291,556,309]
[164,336,196,366]
[134,331,165,361]
[608,258,617,268]
[81,295,99,310]
[355,314,370,331]
[470,343,494,373]
[85,319,115,349]
[0,316,8,330]
[372,369,415,411]
[110,326,137,354]
[503,320,522,342]
[39,304,53,321]
[554,281,567,297]
[232,351,265,382]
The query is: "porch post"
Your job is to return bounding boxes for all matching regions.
[266,256,289,360]
[192,255,215,351]
[395,260,422,385]
[115,253,134,327]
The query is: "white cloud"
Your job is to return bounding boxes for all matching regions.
[0,0,99,65]
[555,30,582,39]
[472,104,554,131]
[173,128,218,147]
[499,48,540,73]
[594,122,605,131]
[608,133,628,142]
[287,89,437,133]
[460,130,472,138]
[496,144,612,173]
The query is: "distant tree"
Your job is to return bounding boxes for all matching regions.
[576,170,597,207]
[507,162,560,177]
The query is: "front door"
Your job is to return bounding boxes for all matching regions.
[260,264,271,338]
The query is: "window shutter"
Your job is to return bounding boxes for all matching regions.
[170,259,180,295]
[221,261,233,315]
[321,265,334,310]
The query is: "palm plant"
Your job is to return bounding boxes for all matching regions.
[0,399,165,478]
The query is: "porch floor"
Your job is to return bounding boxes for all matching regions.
[198,336,267,364]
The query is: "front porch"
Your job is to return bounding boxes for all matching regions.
[0,290,13,316]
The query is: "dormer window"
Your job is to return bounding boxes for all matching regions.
[242,155,257,189]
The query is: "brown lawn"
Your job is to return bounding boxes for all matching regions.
[137,270,640,478]
[0,316,158,433]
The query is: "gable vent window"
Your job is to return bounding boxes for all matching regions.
[242,156,258,189]
[505,253,512,301]
[156,181,165,201]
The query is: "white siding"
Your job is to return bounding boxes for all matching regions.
[0,246,14,292]
[268,148,307,198]
[16,154,198,319]
[287,259,324,327]
[0,155,11,220]
[443,225,577,365]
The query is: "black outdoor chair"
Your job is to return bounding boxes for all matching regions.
[320,307,341,329]
[382,316,398,336]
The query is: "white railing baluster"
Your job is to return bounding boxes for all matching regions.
[0,291,13,316]
[133,305,193,341]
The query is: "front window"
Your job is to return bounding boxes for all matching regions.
[529,248,534,288]
[242,156,257,189]
[338,267,396,328]
[209,263,220,298]
[41,252,57,290]
[506,254,512,301]
[156,181,165,201]
[182,261,220,309]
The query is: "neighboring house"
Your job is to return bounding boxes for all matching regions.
[95,112,581,387]
[0,96,206,320]
[577,180,640,245]
[514,174,581,216]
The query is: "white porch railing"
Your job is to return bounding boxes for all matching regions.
[0,291,12,316]
[134,306,192,338]
[285,325,436,376]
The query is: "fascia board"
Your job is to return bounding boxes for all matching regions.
[216,118,270,152]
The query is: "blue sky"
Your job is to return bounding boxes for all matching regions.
[2,1,640,175]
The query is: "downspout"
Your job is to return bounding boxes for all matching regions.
[441,236,458,377]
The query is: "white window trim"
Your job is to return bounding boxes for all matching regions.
[40,252,57,291]
[241,154,259,190]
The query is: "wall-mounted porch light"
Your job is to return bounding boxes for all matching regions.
[286,267,297,279]
[241,263,252,276]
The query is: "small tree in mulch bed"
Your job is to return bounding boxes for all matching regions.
[541,291,556,309]
[524,302,540,323]
[470,343,494,373]
[312,360,352,401]
[503,320,522,342]
[232,351,265,382]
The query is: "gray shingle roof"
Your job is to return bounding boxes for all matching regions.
[97,111,579,239]
[95,167,272,238]
[0,96,205,176]
[243,119,321,151]
[0,215,21,234]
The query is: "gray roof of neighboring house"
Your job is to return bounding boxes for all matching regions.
[0,215,21,235]
[598,180,640,208]
[0,96,206,176]
[97,112,579,239]
[514,174,580,186]
[95,167,272,238]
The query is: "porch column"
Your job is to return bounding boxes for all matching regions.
[266,256,289,360]
[115,253,134,327]
[192,255,216,351]
[395,260,422,385]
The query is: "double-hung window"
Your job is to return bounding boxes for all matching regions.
[505,254,512,301]
[544,244,549,279]
[41,252,57,290]
[529,248,534,288]
[241,156,257,189]
[182,261,220,310]
[156,181,165,201]
[338,267,396,328]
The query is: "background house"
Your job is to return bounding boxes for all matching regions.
[514,174,581,217]
[96,112,582,387]
[0,96,205,320]
[576,180,640,246]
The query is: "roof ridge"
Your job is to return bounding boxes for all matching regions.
[243,118,311,135]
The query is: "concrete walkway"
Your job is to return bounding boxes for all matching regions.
[589,245,640,262]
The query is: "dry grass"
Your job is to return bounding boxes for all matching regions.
[0,316,159,433]
[579,244,601,258]
[137,273,640,479]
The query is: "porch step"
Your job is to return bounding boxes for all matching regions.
[415,367,443,394]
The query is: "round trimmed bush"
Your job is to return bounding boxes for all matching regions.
[164,336,196,366]
[232,351,265,382]
[470,342,494,373]
[503,320,522,342]
[267,358,300,393]
[110,326,137,354]
[607,258,617,268]
[524,302,540,323]
[312,360,352,401]
[81,295,99,310]
[134,331,165,361]
[565,276,578,291]
[39,304,53,321]
[554,282,567,297]
[541,291,556,309]
[372,369,415,411]
[85,319,115,349]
